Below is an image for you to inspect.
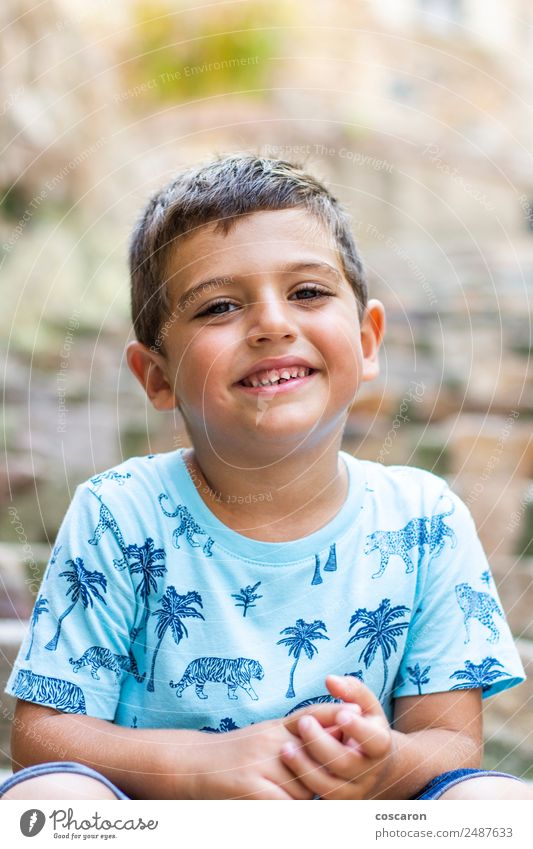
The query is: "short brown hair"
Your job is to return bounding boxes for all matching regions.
[129,154,367,351]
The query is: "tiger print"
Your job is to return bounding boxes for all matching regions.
[69,646,145,683]
[169,656,264,701]
[11,669,86,714]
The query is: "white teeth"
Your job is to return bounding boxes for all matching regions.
[241,365,312,387]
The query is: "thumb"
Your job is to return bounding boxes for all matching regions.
[283,701,347,738]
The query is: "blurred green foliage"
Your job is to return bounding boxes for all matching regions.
[412,441,451,476]
[516,491,533,557]
[483,738,533,781]
[120,0,289,102]
[0,184,31,222]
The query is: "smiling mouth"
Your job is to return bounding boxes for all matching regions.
[239,366,316,388]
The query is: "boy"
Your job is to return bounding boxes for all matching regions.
[1,155,529,801]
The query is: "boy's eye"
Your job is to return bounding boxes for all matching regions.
[196,285,331,317]
[197,299,239,316]
[291,285,331,300]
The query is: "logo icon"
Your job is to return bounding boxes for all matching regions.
[20,809,46,837]
[256,385,279,425]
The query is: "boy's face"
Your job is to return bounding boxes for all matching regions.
[128,208,384,456]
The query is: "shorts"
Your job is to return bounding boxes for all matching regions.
[0,762,524,800]
[0,762,129,800]
[413,768,524,800]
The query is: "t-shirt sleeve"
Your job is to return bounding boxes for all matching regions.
[6,484,137,720]
[393,484,526,701]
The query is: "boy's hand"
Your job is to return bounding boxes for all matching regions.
[189,707,342,800]
[281,675,392,799]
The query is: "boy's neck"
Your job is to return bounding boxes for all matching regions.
[182,438,349,542]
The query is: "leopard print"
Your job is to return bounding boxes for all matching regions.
[455,583,503,644]
[364,503,456,579]
[158,495,214,556]
[90,471,131,490]
[88,500,128,570]
[429,508,457,558]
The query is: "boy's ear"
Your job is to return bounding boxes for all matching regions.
[360,299,385,383]
[126,341,179,411]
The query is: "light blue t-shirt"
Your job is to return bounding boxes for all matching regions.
[7,450,525,732]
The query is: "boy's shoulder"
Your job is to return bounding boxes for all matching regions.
[345,454,460,516]
[78,450,181,504]
[351,454,448,490]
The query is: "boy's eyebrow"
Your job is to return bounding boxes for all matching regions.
[174,261,343,311]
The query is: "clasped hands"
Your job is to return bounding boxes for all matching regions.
[280,674,392,800]
[192,673,392,800]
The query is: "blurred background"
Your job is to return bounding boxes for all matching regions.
[1,0,532,778]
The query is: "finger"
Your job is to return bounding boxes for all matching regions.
[294,714,366,782]
[278,766,316,800]
[281,739,342,798]
[284,701,361,737]
[280,739,354,800]
[336,709,391,759]
[233,779,294,800]
[326,674,386,717]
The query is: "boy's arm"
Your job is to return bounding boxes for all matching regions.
[377,687,483,799]
[11,699,331,800]
[11,700,205,799]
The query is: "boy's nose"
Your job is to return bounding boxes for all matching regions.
[246,297,298,346]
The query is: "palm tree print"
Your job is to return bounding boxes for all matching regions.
[277,618,329,699]
[201,717,240,733]
[346,599,410,700]
[25,595,49,660]
[406,663,431,695]
[49,544,62,566]
[480,570,492,588]
[126,538,167,647]
[311,544,337,585]
[231,581,262,617]
[147,586,204,693]
[450,657,511,692]
[45,558,107,652]
[284,671,364,715]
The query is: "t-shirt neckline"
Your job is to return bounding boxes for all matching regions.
[170,449,365,565]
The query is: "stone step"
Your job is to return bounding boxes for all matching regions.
[490,555,533,641]
[483,637,533,776]
[0,620,28,770]
[447,415,533,481]
[0,541,49,619]
[452,476,529,558]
